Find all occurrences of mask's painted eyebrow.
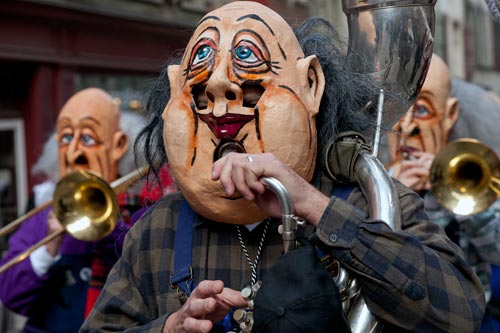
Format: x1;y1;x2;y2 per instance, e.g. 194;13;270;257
197;15;220;26
58;115;101;127
79;116;101;126
237;14;286;60
236;14;275;36
184;16;220;66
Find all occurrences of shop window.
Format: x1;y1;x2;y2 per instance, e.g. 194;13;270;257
0;120;27;253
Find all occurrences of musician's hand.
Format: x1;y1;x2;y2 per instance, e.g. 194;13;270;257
392;151;434;191
211;152;329;226
163;280;247;333
45;210;65;257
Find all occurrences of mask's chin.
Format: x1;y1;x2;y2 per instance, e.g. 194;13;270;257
187;193;268;225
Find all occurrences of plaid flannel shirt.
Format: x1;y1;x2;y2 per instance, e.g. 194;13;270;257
424;192;500;304
81;179;485;333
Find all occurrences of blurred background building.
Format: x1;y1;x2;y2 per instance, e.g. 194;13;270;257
0;0;499;329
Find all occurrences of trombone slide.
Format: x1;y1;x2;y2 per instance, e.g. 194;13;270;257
0;229;65;274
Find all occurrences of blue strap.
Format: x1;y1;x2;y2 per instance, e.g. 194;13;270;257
171;200;196;296
333;184;354;201
171;200;238;332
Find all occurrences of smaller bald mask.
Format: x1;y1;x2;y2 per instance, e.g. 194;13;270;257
388;54;459;160
56;88;129;182
163;1;325;224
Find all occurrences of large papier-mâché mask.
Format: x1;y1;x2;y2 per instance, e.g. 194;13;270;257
163;1;325;224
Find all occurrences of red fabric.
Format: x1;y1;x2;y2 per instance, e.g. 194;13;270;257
116;191;143;207
140;164;175;202
85;287;100;318
85;255;109;318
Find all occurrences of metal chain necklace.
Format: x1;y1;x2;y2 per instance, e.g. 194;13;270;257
236;219;269;285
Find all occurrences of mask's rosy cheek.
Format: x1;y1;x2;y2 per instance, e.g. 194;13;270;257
257;87;317;180
163;97;198;175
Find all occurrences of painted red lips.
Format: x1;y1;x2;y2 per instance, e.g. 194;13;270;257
400;146;418;154
399;145;420;159
198;113;255;139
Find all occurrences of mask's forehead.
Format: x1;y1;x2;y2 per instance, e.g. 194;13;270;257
57;88;119;131
180;1;304;69
418;58;450;112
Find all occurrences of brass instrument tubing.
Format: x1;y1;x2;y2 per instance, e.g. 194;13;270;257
0;201;52;238
490;177;500;195
0;229;65;274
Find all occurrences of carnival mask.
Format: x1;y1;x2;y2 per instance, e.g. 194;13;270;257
163;1;324;224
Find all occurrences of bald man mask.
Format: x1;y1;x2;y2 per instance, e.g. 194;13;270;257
163;1;325;224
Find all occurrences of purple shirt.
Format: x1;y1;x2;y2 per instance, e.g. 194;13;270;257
0;205;145;331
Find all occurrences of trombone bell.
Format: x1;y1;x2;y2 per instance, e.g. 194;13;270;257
53;170;118;242
430;139;500;215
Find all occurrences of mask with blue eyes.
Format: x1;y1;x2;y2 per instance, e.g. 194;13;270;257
161;1;325;225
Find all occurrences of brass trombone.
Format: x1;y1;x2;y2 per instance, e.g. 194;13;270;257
429;138;500;216
0;165;149;274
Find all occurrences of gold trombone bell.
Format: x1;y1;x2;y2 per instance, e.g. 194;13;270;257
430;139;500;216
53;170;117;242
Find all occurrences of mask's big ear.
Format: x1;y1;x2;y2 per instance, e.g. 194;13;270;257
111;131;129;163
296;55;325;116
443;96;459;137
168;65;182;96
